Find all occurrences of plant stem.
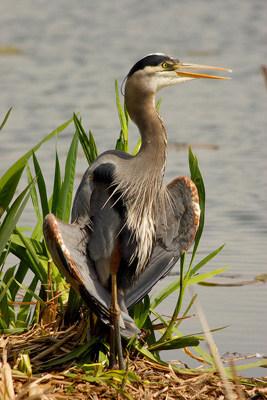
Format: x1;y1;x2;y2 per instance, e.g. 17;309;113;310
157;253;186;343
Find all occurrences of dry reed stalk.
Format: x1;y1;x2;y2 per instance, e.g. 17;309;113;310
189;287;236;400
0;360;15;400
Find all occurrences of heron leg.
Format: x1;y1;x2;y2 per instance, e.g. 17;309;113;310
109;243;125;370
109;324;116;369
110;271;125;370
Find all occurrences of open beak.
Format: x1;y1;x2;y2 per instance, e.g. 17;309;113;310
175;63;232;80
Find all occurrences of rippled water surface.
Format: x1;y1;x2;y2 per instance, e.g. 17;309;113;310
1;0;266;377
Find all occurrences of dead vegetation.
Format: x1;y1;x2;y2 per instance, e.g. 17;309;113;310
1;323;267;400
1;356;267;399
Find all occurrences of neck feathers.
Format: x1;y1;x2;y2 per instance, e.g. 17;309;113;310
113;86;169;274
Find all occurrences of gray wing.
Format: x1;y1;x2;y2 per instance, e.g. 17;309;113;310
71;150;132;224
43;215;139;339
125;176;200;309
43;151;139;339
43;161;199;334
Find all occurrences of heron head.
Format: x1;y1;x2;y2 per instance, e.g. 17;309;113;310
125;53;231;95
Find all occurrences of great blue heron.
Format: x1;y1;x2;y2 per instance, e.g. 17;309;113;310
43;53;230;369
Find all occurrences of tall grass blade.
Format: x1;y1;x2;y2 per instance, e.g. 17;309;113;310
89;130;98;161
32;153;50;218
0;276;15;330
134;342;164;365
0;108;12;132
132;138;141;156
157;253;186;343
16;275;39;328
64;287;83;325
115;80;128;143
74;113;98;165
189;147;205;260
225;359;267;373
56;131;78;222
0;179;36;255
51;150;62;215
124;98;129;127
151;263;228;311
0;116;73;189
190;244;225;276
156;97;162;110
10;233;47;284
26;163;43;241
47;338;98;367
148;336;201;352
187;267;230;285
14;278;44;304
0;165;25;217
115;79;129;152
8;259;30;301
11;231;66;292
130;294;150;329
150;277;180;310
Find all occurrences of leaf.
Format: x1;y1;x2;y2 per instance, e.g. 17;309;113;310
0;116;73;189
26;163;43;241
11;231;47;283
0;276;15;330
130;294;150;329
156;97;162;110
115;131;126;151
189;147;205;260
133;342;164;365
73;113;98;165
56;131;78;222
11;232;66;291
47;337;98;366
115;79;128;152
13;278;45;319
51;150;62;215
190;244;225;276
89;130;98;161
2;265;16;286
132;138;141;156
0;327;29;334
150;276;181;310
188;267;230;286
148;335;201;352
150;307;169;330
18;352;32;376
0;165;25;217
32;153;50;218
0;276;13;304
151;244;226;311
8;260;29;301
0;108;12;132
16;275;39;327
0;179;36;255
224;359;267;373
64;287;83;325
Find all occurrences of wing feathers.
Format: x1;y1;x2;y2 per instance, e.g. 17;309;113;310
43;213;139;338
125;176;200;309
43;175;199;337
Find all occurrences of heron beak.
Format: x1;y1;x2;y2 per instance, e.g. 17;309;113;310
174;63;232;80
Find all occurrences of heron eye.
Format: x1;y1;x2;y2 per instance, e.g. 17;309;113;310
162;62;168;68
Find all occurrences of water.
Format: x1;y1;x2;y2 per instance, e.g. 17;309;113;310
1;0;266;377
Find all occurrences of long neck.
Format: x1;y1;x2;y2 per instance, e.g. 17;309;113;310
122;80;169;226
114;80;169;272
125;85;167;177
